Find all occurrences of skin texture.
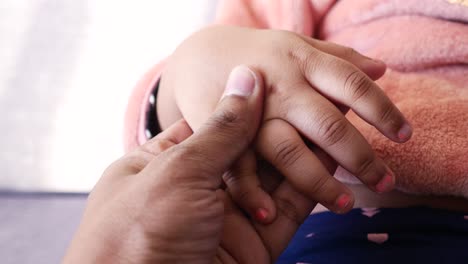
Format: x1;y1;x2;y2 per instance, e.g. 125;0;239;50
64;66;346;263
157;26;412;222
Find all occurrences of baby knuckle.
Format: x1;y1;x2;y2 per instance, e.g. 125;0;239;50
275;196;302;226
378;102;398;125
308;175;332;197
354;154;376;180
286;47;305;65
344;70;373;103
317;115;349;148
286;45;320;72
215;108;240;124
301;50;321;73
273;139;305;169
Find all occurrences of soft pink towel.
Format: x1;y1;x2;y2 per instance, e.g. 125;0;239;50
125;0;468;198
318;0;468;198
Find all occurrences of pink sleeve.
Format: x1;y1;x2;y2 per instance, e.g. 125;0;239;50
215;0;337;37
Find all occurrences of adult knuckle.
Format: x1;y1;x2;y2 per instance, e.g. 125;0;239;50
273;139;305;169
169;145;216;179
344;70;373;104
317;114;349;148
169;144;199;164
212;109;249;136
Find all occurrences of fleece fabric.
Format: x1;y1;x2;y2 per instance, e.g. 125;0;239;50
124;0;468;198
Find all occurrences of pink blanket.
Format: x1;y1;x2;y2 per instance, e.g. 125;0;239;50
125;0;468;198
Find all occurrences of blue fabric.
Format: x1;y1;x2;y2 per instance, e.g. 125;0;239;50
277;207;468;264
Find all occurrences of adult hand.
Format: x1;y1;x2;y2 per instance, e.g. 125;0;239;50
64;66;269;263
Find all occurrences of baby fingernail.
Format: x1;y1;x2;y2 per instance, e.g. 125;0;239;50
375;170;395;193
335;194;351;212
223;65;256;99
398;123;413;141
255;208;268;221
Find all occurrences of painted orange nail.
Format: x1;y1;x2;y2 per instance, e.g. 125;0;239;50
375;172;395;193
335;194;351;210
255;208;268;221
398;123;413;141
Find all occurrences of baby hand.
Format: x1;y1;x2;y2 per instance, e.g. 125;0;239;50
158;26;412;222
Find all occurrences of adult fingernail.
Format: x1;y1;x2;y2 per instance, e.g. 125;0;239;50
222;66;256;99
255;208;268;221
375;169;395;193
398;123;413;141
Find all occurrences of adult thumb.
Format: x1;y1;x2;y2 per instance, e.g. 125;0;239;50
179;65;264;180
